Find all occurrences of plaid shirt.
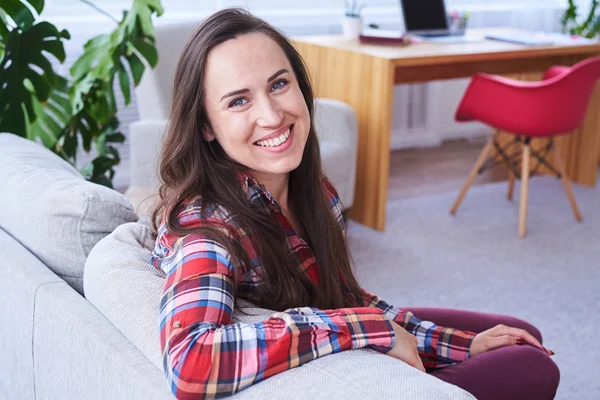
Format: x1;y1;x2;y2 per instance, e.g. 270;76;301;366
152;171;476;399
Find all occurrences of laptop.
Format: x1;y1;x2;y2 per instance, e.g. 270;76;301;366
400;0;450;37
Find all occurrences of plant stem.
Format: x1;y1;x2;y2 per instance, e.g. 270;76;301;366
77;0;119;23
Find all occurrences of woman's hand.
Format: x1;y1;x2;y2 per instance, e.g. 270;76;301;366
469;324;554;357
386;320;426;373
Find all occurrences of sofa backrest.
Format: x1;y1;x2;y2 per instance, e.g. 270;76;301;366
0;134;137;294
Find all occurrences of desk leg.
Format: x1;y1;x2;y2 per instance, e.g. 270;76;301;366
351;58;395;231
295;43;395;231
558;80;600;186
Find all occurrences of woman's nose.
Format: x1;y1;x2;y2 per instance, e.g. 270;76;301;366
255;96;284;127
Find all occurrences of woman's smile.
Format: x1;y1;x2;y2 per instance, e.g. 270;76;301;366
254;124;294;153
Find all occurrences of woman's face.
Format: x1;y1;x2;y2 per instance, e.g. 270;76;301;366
203;32;310;182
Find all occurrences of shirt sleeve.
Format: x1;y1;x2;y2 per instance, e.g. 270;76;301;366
360;288;477;369
154;231;397;399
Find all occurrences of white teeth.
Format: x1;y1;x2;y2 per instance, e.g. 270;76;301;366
256;126;292;147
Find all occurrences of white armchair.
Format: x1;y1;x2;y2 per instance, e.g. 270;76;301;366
126;20;358;218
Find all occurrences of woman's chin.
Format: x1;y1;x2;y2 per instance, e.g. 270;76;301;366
254;157;303;177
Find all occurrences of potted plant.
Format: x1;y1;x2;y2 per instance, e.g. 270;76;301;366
0;0;163;188
561;0;600;39
343;0;364;39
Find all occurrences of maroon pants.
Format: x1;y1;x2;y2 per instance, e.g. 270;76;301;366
408;308;560;400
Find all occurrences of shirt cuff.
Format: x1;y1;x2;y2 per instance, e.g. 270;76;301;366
430;326;477;364
341;307;396;353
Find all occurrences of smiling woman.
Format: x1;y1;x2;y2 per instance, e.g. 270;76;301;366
202;34;310;189
149;7;559;400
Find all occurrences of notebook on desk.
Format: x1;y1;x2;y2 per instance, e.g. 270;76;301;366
485;32;555;45
485;31;598;46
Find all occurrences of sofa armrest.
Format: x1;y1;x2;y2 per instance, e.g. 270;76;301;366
129;120;168;190
313;98;359;208
314;98;358;154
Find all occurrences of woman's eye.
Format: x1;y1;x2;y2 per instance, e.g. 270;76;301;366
271;79;289;91
229;97;247;108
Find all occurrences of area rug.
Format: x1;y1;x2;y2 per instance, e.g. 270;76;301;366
348;175;600;400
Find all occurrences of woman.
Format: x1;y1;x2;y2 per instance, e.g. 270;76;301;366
151;8;559;400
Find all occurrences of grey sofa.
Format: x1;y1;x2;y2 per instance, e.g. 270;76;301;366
0;134;475;400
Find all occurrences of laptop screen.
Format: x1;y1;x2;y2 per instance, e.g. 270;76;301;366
400;0;448;32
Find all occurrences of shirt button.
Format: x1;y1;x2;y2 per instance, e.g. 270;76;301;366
173;321;181;328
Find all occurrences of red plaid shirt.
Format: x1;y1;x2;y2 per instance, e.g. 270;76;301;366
152;171;476;399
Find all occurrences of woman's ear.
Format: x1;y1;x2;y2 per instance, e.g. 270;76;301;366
202;129;215;142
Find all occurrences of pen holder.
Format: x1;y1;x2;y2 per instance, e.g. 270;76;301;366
342;15;362;39
447;13;468;36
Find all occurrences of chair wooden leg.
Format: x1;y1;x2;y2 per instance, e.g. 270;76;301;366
551;145;583;222
507;138;520;201
519;144;531;238
507;170;516;201
450;135;495;215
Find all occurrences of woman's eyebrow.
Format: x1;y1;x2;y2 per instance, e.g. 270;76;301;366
220;68;289;102
267;68;288;82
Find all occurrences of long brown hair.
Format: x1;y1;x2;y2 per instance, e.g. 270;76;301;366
152;7;364;311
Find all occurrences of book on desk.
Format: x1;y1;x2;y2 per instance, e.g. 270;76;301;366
359;29;412;45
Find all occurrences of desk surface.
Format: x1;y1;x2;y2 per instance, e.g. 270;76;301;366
294;28;600;66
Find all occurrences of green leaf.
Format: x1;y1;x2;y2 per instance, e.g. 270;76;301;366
138;0;164;16
25;70;50;100
31;96;61;148
40;39;66;62
0;9;11;41
92;155;117;174
125;51;145;85
90;174;113;189
70;33;110;81
0;21;68;136
28;0;45;14
0;101;27;135
69;74;94;113
2;0;35;29
57;126;78;160
134;6;154;37
80;162;94;179
106;131;125;143
117;59;131;104
106;144;120;164
133;36;157;67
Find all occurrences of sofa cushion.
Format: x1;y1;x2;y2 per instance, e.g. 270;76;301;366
84;218;165;369
84;220;474;399
0;134;137;294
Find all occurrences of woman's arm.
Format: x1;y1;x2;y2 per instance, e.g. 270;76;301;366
360;289;476;369
156;233;397;399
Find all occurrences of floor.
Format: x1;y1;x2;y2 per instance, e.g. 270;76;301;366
388;137;509;202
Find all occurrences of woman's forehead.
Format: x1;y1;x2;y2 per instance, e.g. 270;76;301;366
204;33;291;85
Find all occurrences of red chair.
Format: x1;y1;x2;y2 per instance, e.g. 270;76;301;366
450;56;600;237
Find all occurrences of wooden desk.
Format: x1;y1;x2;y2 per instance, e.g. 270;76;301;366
293;28;600;231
